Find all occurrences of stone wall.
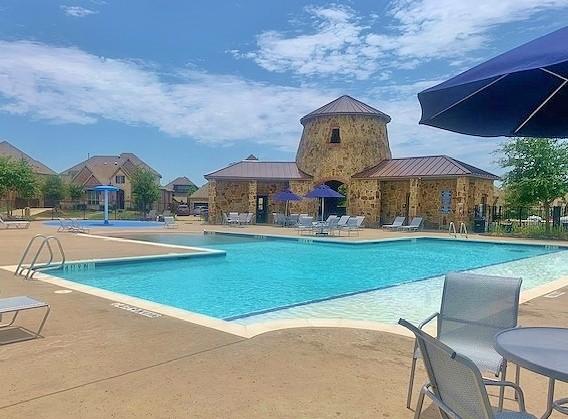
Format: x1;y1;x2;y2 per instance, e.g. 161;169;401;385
207;180;250;223
348;179;381;225
380;180;409;224
288;180;318;216
419;179;457;228
296;114;391;181
467;178;495;220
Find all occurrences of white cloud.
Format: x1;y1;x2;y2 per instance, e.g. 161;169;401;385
61;6;98;17
237;1;568;79
0;40;333;149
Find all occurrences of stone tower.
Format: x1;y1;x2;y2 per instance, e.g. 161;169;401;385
295;95;392;182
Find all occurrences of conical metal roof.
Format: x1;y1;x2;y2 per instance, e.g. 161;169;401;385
300;95;391;124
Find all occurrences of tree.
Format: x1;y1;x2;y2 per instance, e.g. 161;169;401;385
131;168;160;216
499;137;568;231
186;184;198;196
66;183;84;201
0;157;38;215
42;175;65;205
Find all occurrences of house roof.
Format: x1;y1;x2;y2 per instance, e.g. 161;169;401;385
0;140;56;175
189;183;209;200
353;155;499;180
300;95;391;125
165;176;196;189
205;160;311;181
61;152;160;185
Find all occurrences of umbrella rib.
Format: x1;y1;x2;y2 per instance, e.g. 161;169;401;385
514;68;568;134
428;74;508;120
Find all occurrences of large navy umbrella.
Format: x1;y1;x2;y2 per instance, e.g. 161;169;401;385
418;26;568;137
305;184;344;221
272;189;302;215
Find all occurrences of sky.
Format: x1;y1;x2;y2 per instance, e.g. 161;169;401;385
0;1;567;186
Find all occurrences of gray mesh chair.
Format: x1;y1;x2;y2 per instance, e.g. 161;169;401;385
407;272;522;411
399;319;535;419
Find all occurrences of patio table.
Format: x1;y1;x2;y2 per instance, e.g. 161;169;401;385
495;327;568;418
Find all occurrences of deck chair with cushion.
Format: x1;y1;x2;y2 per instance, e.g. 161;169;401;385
0;296;50;344
406;272;522;411
399;216;423;231
399;318;535;419
383;216;405;230
0;215;30;229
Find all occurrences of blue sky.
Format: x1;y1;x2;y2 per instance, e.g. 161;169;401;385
0;1;567;186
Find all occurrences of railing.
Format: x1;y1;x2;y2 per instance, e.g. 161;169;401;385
15;235;66;280
459;222;468;238
449;222;468;238
448;222;457;237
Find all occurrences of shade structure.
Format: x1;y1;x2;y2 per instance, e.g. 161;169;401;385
92;185;120;225
272;189;302;217
305;184;344;221
418;26;568;138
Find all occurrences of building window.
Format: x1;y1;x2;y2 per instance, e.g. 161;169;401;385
87;191;99;206
115;175;125;184
330;127;341;143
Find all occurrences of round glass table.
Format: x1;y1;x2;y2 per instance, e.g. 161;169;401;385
495;327;568;418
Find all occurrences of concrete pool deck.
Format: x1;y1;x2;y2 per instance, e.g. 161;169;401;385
1;220;568;417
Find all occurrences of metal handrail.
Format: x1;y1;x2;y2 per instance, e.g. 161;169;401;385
448;222;457;237
26;236;66;280
16;235;65;279
15;234;52;276
459;222;469;238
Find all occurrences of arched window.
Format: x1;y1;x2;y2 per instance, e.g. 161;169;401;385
330;127;341;143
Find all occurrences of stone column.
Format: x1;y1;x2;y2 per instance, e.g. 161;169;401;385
408;178;421;218
348;179;380;226
456;176;470;224
248;181;257;217
289;180;316;215
207;180;218;224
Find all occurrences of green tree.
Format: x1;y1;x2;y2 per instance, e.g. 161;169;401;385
499;137;568;231
187;184;198;196
0;157;38;214
66;183;84;201
131;168;160;216
42;175;65;204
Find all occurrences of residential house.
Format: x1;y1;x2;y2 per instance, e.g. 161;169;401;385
164;176;197;203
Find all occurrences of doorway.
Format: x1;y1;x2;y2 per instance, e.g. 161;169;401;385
323;180;347;218
256;195;268;223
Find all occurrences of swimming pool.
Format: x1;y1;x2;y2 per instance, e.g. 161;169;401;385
44;220;164;228
45;234;568;324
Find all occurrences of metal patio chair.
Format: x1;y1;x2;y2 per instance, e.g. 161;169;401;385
406;272;522;411
399;318;535;419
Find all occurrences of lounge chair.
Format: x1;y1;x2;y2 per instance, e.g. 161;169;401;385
344;216;365;236
406;272;522;411
0;215;30;229
0;296;50;343
57;218;74;232
70;218;89;233
296;216;314;235
399;216;423;231
383;216;405;230
336;215;351;235
164;216;178;229
287;214;300;227
399;318;534;419
321;215;340;235
238;213;253;226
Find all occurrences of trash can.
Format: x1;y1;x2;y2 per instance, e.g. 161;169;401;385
473;217;486;233
24;207;30;218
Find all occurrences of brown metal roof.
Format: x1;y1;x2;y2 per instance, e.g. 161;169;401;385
353;155;499;180
205;161;311;181
300;95;391;124
165;176;196;189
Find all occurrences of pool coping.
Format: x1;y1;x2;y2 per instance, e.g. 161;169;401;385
4;231;568;339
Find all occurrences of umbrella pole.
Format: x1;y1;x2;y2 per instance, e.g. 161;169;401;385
321;198;324;221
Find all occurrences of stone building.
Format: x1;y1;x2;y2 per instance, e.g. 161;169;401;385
205;95;498;227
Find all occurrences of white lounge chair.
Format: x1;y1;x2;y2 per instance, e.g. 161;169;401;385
57;218;74;232
383;216;405;230
296;216;314;235
345;216;365;236
227;212;240;225
0;215;30;229
0;296;50;343
336;215;351;235
164;216;178;229
399;217;423;231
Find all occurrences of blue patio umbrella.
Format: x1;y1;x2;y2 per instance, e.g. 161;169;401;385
418;26;568;137
272;189;302;216
92;185;120;225
305;184;344;221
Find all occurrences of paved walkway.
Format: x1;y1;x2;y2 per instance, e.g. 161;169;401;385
0;221;567;418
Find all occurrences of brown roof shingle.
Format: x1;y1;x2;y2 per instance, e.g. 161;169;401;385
205;161;311;181
0;140;56;175
353;155;499;180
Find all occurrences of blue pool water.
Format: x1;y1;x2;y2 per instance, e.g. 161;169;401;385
49;234;563;320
